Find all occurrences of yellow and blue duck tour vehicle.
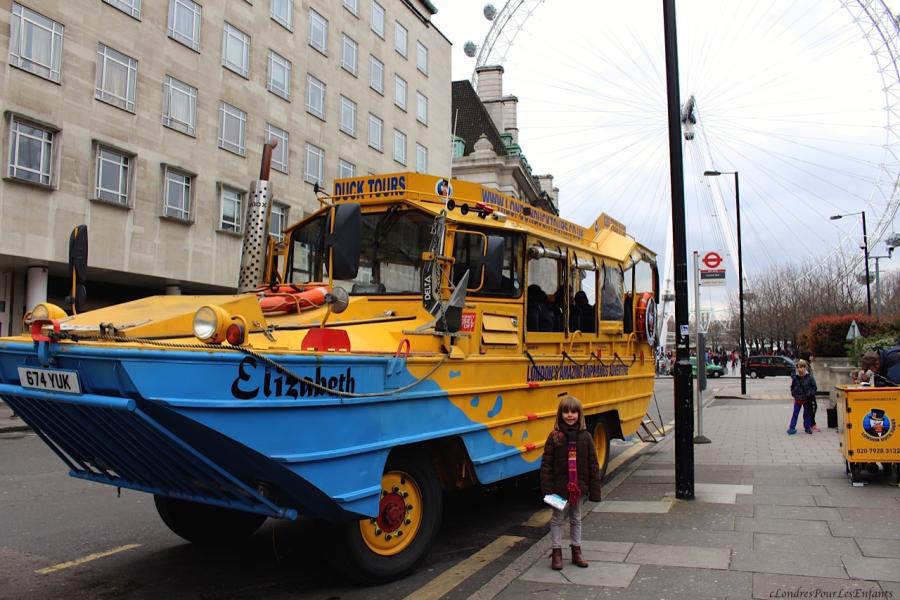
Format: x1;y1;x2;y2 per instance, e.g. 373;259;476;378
0;160;659;583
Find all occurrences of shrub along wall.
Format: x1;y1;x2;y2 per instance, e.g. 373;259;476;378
806;314;900;357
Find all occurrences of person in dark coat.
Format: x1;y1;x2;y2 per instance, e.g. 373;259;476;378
788;359;817;434
540;395;603;570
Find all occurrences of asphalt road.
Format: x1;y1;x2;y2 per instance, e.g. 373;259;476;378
0;376;700;600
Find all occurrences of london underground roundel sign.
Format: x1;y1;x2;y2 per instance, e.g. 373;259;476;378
702;252;722;269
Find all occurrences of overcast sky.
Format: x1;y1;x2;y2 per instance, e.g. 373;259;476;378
432;1;900;315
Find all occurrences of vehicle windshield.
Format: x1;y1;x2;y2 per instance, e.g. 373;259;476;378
287;207;433;295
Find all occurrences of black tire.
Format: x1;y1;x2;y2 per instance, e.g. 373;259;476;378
324;453;443;585
592;419;611;480
153;495;267;545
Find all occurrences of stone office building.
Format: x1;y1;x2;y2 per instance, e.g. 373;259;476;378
0;0;450;335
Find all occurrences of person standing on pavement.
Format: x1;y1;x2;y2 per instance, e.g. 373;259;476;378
540;395;603;570
787;359;817;435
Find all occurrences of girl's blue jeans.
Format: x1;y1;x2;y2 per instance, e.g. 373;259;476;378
789;400;811;431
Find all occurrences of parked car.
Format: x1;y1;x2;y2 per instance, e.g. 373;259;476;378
746;355;796;378
691;357;725;378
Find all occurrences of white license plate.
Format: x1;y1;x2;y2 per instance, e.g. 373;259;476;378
18;366;82;394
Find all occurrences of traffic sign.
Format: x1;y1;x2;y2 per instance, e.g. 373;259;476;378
700;250;726;286
702;252;722;269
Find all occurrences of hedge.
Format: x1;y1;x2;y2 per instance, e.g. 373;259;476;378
806;314;890;357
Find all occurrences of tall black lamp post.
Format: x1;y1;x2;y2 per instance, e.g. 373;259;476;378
830;211;871;315
703;170;747;395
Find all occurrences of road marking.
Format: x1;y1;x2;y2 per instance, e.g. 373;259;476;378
403;535;524;600
35;544;142;575
522;507;552;527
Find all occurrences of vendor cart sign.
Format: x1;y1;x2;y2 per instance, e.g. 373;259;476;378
861;407;894;442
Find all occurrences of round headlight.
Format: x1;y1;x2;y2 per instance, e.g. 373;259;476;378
27;303;67;324
193;306;219;341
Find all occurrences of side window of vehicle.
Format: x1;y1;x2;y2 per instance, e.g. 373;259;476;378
569;254;598;334
526;244;565;332
600;265;623;322
452;230;522;296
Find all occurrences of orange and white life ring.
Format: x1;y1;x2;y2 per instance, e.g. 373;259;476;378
258;284;328;313
635;292;657;344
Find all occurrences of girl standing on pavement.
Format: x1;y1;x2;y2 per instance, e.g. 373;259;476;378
540;395;603;570
787;359;817;435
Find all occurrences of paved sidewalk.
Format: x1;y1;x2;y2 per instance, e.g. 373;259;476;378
477;381;900;600
0;399;29;433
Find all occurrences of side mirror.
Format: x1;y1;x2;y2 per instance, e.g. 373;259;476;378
455;231;506;292
65;225;88;313
326;203;361;280
483;235;504;290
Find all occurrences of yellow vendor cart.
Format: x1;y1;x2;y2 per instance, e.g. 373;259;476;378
835;385;900;485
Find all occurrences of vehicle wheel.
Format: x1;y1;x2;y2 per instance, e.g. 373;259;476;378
592;419;611;480
324;453;443;585
153;496;267;545
749;371;758;379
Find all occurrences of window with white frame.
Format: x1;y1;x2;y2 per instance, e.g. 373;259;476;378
306;74;326;119
395;22;407;57
341;34;357;75
338;158;356;178
267;50;291;100
95;145;132;204
218;102;247;156
168;0;201;51
416;91;428;124
304;143;324;185
271;0;292;30
8;4;64;83
415;143;427;173
220;185;243;232
222;22;250;78
103;0;141;19
7;116;56;186
393;129;406;165
95;44;138;112
416;41;428;74
270;202;287;241
369;55;384;93
394;75;407;110
164;167;192;220
162;75;197;135
343;0;358;15
339;95;357;136
266;123;289;174
371;1;385;37
368;113;383;151
309;9;327;54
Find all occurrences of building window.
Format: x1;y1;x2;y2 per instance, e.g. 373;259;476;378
393;129;406;165
368;113;383;151
271;0;292;30
371;1;385;38
220;185;243;232
343;0;358;16
103;0;141;19
340;95;357;136
306;74;326;119
369;55;384;94
95;44;137;112
341;34;358;75
395;22;407;57
338;158;356;178
394;75;407;110
416;143;427;173
270;202;287;241
7;116;55;186
164;167;192;221
162;75;197;136
266;123;289;174
416;41;428;74
218;102;247;156
168;0;201;52
309;9;327;54
305;143;324;185
95;145;131;204
267;50;291;100
9;4;64;83
416;92;428;124
222;22;250;78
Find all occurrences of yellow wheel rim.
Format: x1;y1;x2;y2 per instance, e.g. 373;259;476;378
593;423;608;470
359;470;422;556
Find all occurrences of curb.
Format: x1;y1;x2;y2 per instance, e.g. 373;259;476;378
0;424;31;434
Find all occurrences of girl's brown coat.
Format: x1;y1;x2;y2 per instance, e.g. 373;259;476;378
539;429;602;502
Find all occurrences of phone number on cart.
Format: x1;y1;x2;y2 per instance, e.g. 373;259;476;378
854;448;900;455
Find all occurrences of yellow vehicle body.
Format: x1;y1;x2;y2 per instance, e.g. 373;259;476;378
835;385;900;484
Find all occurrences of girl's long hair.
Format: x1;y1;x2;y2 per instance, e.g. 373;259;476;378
555;395;587;431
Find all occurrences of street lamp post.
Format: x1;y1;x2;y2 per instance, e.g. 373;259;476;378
703;170;747;395
830;211;872;315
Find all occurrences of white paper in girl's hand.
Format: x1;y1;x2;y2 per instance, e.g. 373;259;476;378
543;493;567;510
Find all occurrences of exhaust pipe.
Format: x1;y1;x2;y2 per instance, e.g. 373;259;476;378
237;141;278;293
